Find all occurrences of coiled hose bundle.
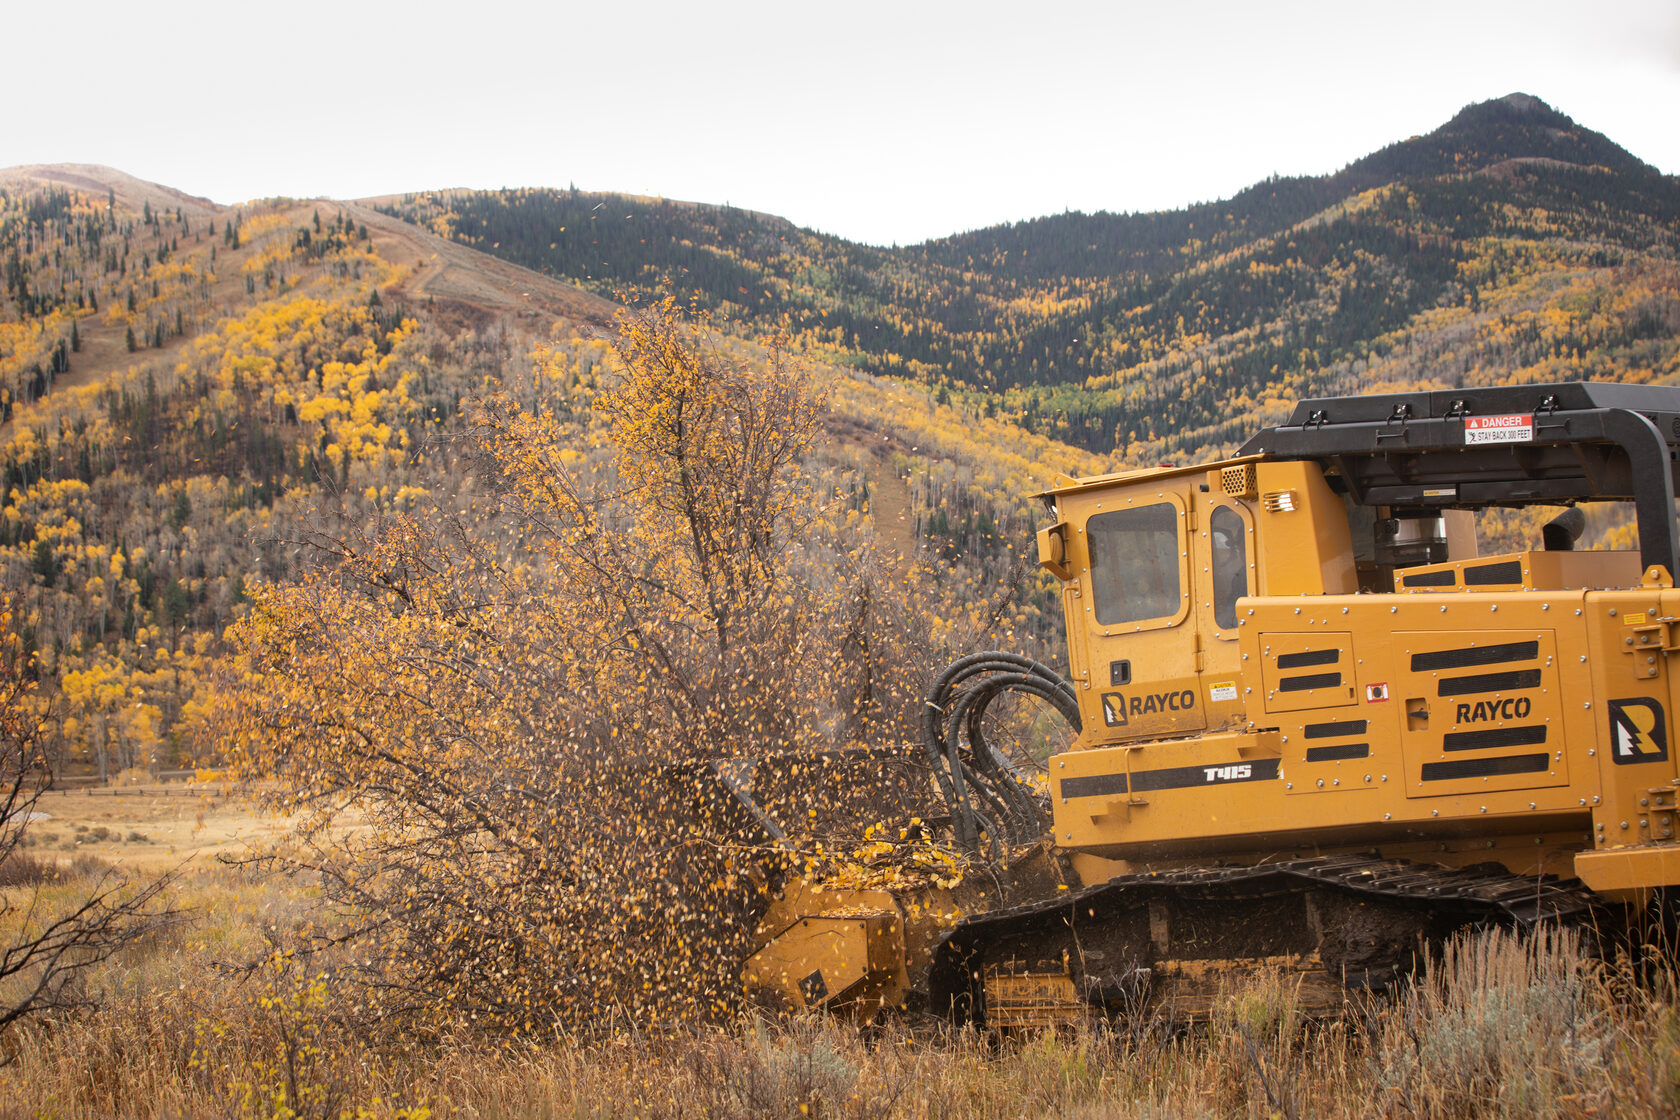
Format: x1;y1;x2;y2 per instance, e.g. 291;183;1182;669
920;651;1083;859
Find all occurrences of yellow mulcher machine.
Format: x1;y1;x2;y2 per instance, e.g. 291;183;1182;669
735;380;1680;1026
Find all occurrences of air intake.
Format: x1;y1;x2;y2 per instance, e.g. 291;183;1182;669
1221;465;1258;499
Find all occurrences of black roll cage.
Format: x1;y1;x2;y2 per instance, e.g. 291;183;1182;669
1240;381;1680;579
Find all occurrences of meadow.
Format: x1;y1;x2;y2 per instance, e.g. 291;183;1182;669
2;788;1678;1119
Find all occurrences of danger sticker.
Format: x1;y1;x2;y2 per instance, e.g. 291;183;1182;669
1463;413;1534;444
1208;681;1239;703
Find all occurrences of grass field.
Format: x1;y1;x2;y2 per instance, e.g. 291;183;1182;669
3;791;1680;1119
14;782;290;873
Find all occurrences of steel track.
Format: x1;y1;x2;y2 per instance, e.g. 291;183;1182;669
927;854;1605;1024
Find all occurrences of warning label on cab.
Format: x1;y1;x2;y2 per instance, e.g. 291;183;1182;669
1463;413;1534;444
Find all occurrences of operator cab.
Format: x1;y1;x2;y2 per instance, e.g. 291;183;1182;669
1038;382;1680;749
1037;456;1356;743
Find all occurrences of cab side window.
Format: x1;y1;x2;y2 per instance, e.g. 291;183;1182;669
1210;505;1249;630
1089;504;1181;625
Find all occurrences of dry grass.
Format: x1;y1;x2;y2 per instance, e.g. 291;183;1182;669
3;867;1677;1120
6;792;1677;1117
15;783;294;873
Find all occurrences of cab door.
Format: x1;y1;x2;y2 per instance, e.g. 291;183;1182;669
1075;488;1206;740
1192;494;1255;731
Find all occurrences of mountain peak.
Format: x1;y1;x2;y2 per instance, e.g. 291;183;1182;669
1495;92;1550;114
1344;93;1649;185
1445;92;1572;133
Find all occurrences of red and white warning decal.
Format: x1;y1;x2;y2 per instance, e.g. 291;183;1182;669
1463;413;1534;445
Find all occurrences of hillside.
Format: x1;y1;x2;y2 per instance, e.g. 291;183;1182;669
0;164;219;220
371;94;1680;460
0;166;1081;778
5;93;1679;775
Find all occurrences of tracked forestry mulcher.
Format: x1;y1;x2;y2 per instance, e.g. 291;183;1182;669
739;380;1680;1026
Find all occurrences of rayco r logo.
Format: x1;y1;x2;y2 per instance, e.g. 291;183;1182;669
1101;689;1196;727
1455;697;1532;723
1204;764;1252;782
1609;698;1668;765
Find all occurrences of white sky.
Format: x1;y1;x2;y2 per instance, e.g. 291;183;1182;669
9;1;1679;247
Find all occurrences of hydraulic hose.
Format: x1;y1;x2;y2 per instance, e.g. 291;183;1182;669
920;651;1082;857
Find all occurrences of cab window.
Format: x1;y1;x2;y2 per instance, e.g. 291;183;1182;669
1089;503;1181;625
1210;505;1249;630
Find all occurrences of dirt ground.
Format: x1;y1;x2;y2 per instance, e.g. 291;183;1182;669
17;783;295;873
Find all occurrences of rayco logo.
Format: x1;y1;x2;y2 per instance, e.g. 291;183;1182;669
1455;697;1531;723
1101;690;1196;726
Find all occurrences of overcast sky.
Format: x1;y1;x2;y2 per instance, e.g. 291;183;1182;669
9;1;1679;246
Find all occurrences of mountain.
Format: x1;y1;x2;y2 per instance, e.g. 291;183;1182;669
3;94;1678;774
923;92;1665;281
371;94;1680;458
0;165;1077;777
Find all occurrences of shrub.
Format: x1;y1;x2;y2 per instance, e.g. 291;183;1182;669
223;298;944;1036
